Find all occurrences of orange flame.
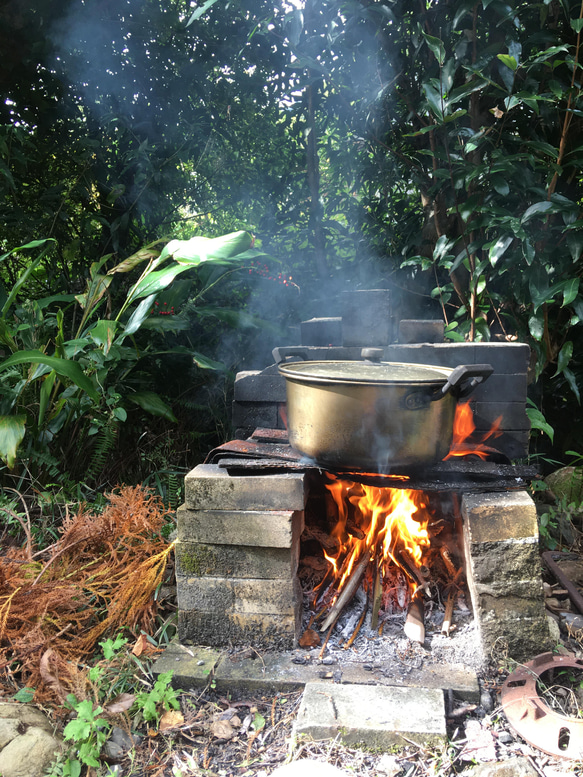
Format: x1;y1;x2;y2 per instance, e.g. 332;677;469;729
444;401;502;460
324;476;430;598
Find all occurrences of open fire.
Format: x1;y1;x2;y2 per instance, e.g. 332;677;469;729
300;400;503;648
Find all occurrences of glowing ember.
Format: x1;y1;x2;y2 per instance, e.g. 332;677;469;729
445;400;502;460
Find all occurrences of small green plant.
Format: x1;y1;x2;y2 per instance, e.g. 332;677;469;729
133;670;180;726
61;696;112;774
538;496;583;551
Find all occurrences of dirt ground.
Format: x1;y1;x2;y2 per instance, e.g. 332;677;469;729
122;658;583;777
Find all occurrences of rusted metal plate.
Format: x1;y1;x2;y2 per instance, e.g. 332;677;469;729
205;438;302;464
501;652;583;759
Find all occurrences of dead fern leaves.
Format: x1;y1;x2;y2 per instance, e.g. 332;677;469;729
0;485;174;700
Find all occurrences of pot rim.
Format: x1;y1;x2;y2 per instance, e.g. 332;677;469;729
277;359;455;386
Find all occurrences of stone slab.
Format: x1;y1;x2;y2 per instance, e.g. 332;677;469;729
177;506;304;548
152;643;480;702
293;681;446;748
177;575;302;615
185;464;307;511
175;540;298;579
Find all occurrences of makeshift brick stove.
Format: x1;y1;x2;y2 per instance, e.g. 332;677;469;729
175;298;552;664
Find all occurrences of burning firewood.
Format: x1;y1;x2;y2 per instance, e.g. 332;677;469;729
441;590;456;636
404;589;425;643
320;554;370;632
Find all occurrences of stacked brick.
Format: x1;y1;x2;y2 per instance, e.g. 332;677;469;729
176;464;306;649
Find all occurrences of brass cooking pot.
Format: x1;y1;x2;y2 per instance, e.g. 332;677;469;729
275;349;493;472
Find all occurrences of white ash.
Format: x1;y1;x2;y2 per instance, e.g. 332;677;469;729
301;587;485;675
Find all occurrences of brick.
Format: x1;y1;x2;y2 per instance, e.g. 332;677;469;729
473;594;552;662
177;506;304;547
462;491;538;543
294;682;446;748
184;464;307;511
178;609;300;649
234;371;287;402
176;575;302;615
175;539;298;579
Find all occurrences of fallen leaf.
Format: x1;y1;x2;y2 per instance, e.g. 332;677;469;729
211;718;237;740
39;649;65;700
299;628;321;648
104;692;136;715
131;633;160;657
159;709;185;731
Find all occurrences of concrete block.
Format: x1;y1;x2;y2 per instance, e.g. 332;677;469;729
176;575;302;615
293;682;446;748
231;401;279;429
462;491;538;543
472;373;527;403
152;643;480;700
234;371;287;402
301;318;342;347
472;402;530;430
175;539;299;579
178;609;300;649
184;464;307;511
465;538;543;598
177;506;304;547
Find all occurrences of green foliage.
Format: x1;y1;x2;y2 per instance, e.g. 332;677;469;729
133;670;180;725
0;231;257;488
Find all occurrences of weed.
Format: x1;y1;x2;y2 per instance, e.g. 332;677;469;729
133;670;181;726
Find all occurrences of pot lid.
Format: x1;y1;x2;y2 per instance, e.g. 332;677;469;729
278;360;453;385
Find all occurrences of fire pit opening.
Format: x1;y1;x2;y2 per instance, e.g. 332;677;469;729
299;475;466;651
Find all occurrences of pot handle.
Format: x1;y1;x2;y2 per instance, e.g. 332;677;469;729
436;363;494;400
272;346;309;364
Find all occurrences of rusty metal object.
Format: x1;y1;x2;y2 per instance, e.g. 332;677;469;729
542;552;583;616
501;652;583;758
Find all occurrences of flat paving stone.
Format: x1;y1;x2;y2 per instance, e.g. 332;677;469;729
152;642;480;701
293;681;446;749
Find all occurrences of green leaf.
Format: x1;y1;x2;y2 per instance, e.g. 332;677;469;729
488;236;513;266
0;352;99;402
12;687;35;703
0;415;26;468
563;278;579;306
526;403;554;442
554;340;573;376
88;320;117;354
571;18;583;33
128;391;178;423
164;231;253;264
529;314;544;341
497;54;517;71
422;82;444;119
252;712;266;732
38;370;57;427
521;201;553;223
122;294;157;337
422;32;446;65
192;352;227;370
563;367;581;404
125;264;189;308
186;0;219;26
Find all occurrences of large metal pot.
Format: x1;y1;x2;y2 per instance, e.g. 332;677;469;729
275;348;493;472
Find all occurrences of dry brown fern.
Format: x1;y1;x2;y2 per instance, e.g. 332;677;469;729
0;485;174;703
